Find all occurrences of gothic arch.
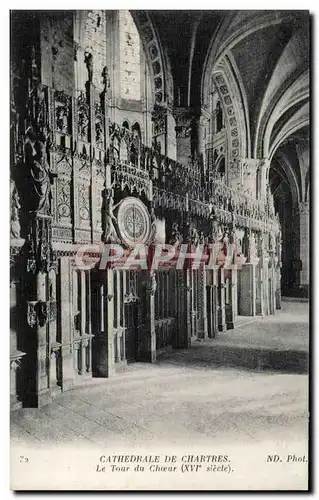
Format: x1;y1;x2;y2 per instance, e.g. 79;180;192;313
202;11;291;103
208;56;249;165
260;70;309;159
269;102;309;160
273;152;301;207
216;155;226;177
131;11;172;106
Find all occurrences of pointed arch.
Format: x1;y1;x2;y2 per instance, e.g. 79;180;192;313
131;11;172;106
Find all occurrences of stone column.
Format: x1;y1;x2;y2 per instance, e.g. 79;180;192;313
218;267;227;331
96;268;115;377
59;257;75;391
299;201;309;288
256;233;266;316
239;158;269;199
10;354;25;411
35;272;51;406
50;342;62;396
173;107;195;165
152;105;176;159
197;265;208;339
138;273;157;362
206;269;218;338
175;269;192;348
225;267;237;329
238;263;257;316
268;259;276;315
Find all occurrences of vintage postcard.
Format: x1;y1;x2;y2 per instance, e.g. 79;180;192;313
10;8;310;491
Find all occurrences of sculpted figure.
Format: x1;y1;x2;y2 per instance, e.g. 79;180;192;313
102;65;110;91
169;222;181;247
10;180;21;239
25;129;55;214
103;191;120;243
84;51;93;83
187;223;199;247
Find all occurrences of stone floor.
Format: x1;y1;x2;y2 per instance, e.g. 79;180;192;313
167;299;309;373
11;301;309;450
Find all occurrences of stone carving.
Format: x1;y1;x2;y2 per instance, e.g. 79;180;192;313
27;301;38;329
57;179;71;222
102;189;120;243
117;197;151;247
27;214;52;274
24;128;56;214
56;106;68;134
186;222;199;246
84;50;93;83
101;65;110;91
248;231;259;264
266;185;275;216
78;184;90;222
169;222;182;247
145;274;157;295
55;91;71;135
152;107;166;136
77;92;89;141
10;180;21;239
95;119;104;147
38;300;48;327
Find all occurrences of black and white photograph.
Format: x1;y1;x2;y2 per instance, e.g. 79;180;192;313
9;8;310;491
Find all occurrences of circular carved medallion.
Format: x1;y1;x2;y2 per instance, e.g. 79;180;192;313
117;197;151;247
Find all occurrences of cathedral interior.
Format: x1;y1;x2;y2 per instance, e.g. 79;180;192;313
10;10;310;410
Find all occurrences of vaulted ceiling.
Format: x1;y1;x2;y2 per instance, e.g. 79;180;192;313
147;10;310;162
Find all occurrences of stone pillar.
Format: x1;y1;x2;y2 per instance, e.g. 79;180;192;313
299;201;309;288
139;273;157;362
218;267;227;331
173;107;195;165
225;267;237;329
59;257;75;391
152;105;177;159
238;264;257;316
96;268;115;377
206;268;218;338
175;269;192;348
268;260;276;315
256;233;266;316
35;272;51;406
239;158;269;199
166;108;177;160
50;342;62;396
256;263;265;316
10;353;25;411
197;265;208;339
275;263;282;309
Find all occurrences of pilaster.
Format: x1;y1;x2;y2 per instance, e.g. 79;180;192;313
138;273;157;362
206;269;218;338
218;267;227;331
152;105;177;160
172;107;196;165
197;265;208;339
299;201;309;287
176;269;192;348
59;257;75;391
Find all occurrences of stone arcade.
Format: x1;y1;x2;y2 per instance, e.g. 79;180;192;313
10;10;310;409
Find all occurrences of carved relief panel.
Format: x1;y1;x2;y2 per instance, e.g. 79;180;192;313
74;152;92;242
92;160;105;240
52;90;72;150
